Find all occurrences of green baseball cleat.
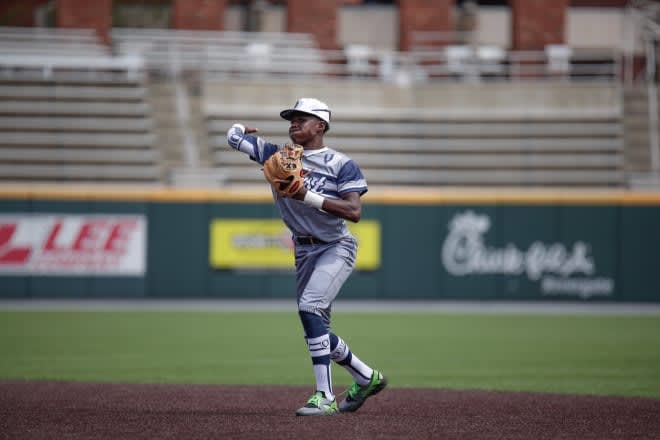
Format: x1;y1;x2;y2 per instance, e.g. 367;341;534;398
295;391;339;416
339;370;388;413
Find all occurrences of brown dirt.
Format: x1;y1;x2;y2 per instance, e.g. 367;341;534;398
1;381;659;440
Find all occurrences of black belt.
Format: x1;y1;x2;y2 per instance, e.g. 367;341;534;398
294;236;328;246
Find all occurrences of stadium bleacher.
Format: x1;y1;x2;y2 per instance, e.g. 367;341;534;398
0;25;646;189
0;27;161;186
111;28;328;78
0;26;110;57
204;80;624;188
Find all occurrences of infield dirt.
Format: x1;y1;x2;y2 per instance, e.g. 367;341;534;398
2;381;659;439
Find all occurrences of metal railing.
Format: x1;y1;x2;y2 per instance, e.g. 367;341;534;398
111;27;320;78
0;54;144;81
119;41;622;84
629;0;660;181
0;26;625;84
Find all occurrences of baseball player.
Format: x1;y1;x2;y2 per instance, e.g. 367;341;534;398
226;98;387;416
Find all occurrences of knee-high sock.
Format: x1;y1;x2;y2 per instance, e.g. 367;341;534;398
329;333;374;386
299;311;333;399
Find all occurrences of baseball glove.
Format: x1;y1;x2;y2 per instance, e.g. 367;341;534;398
262;143;307;197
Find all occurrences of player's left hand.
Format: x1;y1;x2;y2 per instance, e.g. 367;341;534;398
262;143;307;197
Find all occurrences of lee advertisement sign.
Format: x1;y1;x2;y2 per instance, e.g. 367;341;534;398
0;214;146;276
209;219;381;270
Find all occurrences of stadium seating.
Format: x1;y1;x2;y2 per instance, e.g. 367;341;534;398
0;26;631;189
0;27;161;185
111;28;328;78
204;80;624;188
0;26;110;57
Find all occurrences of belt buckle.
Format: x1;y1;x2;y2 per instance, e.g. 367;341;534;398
296;236;319;245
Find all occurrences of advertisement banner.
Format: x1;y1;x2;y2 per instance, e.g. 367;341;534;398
440;209;616;300
209;219;381;270
0;214;146;276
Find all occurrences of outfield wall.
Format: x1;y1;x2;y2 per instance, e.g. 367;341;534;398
1;188;659;302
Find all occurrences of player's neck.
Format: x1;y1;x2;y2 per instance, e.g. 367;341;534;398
302;137;324;150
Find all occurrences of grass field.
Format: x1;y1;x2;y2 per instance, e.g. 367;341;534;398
1;310;659;399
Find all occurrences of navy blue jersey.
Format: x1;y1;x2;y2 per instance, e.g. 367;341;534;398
227;125;368;242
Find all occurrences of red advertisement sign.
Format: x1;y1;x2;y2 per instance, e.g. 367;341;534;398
0;215;146;276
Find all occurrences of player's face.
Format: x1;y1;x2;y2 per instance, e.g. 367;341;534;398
288;114;324;144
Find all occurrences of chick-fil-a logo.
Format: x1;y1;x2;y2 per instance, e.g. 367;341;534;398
441;211;613;298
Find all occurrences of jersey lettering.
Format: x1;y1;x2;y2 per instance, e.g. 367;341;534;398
306;175;327;193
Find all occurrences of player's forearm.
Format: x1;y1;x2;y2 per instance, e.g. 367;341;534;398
323;197;361;223
227;123;257;156
293;188;362;223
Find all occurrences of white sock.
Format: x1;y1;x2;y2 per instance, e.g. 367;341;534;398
344;353;374;386
306;334;334;400
330;335;374;386
313;363;333;400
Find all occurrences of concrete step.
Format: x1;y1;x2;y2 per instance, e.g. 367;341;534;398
145;78;208;171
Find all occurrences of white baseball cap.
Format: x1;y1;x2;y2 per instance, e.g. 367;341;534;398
280;98;331;131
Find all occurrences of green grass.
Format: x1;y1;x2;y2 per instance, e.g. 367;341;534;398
1;311;659;398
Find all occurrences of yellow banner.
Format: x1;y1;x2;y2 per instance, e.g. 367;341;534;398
209;219;381;270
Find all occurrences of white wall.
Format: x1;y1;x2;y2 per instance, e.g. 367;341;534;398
338;6;398;50
568;7;644;53
474;6;510;48
568;8;625;49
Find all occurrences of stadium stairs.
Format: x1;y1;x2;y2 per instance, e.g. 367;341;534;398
623;86;659;174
